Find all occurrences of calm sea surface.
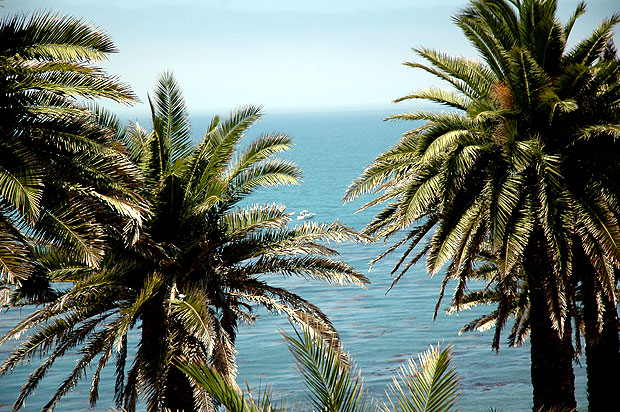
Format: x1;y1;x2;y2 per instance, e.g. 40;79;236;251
0;109;587;411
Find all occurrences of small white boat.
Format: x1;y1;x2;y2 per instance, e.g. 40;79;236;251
297;210;316;220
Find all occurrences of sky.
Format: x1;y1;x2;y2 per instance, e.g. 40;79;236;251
3;0;619;114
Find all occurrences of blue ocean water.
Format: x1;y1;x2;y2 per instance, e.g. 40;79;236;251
0;109;586;411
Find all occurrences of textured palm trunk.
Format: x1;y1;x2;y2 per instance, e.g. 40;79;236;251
162;365;197;412
525;232;576;412
141;299;197;412
579;263;620;412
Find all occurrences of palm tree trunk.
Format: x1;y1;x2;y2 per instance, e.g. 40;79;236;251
525;232;576;412
163;364;197;412
579;262;620;412
141;299;197;412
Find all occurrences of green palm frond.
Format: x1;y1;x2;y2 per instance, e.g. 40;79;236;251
90;329;117;407
505;48;552;114
43;262;91;283
43;326;118;412
7;311;113;412
222;221;367;262
285;325;373;412
208;322;238;387
385;110;472;125
182;115;220;197
170;287;218;346
235;287;345;362
228;159;301;194
0;214;34;283
14;112;119;154
235;255;369;286
113;274;163;350
578;124;620;140
426;195;485;276
563;1;587;40
0;149;43;222
381;220;438;290
197;105;263;185
343;142;419;204
0;308;108;379
35;205;105;268
222;204;290;238
405;49;495;100
0;269;121;348
177;361;257;412
179;328;464;412
455;0;515;76
18;68;136;102
8;259;64;305
564;13;620;66
149;71;192;170
0;7;143;292
123;121;153;166
394;88;471;110
0;12;116;61
385;345;459;412
282;220;370;245
226;132;296;179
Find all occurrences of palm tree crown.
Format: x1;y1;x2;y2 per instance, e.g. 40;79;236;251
0;11;143;293
346;0;620;410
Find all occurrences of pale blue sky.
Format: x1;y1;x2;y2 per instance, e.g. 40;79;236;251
3;0;619;113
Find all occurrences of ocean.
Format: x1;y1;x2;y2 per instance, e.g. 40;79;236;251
0;109;587;411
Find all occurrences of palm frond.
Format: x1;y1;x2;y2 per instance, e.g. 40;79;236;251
0;150;43;222
564;13;620;66
284;325;373;412
149;71;192;168
170;288;217;349
394;88;471;110
222;204;290;239
234;255;370;287
0;12;116;61
226;132;296;180
226;159;302;199
0;214;34;282
35;205;105;268
384;345;459;412
176;362;257;412
563;1;587;41
196;105;263;186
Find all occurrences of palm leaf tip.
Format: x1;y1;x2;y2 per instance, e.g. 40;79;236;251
282;324;372;412
9;11;118;60
386;344;460;412
175;360;256;412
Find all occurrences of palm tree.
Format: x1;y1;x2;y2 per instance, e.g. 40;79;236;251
451;241;620;412
0;10;144;293
0;72;369;412
345;1;620;410
177;325;461;412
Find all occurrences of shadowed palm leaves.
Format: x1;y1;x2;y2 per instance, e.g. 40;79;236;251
0;72;369;412
0;11;143;288
177;326;460;412
444;256;532;350
345;1;620;410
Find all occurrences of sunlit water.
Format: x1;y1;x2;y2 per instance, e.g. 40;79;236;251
0;109;587;411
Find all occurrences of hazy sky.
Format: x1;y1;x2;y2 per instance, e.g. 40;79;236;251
3;0;619;113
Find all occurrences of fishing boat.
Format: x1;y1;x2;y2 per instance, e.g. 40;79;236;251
297;210;316;220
